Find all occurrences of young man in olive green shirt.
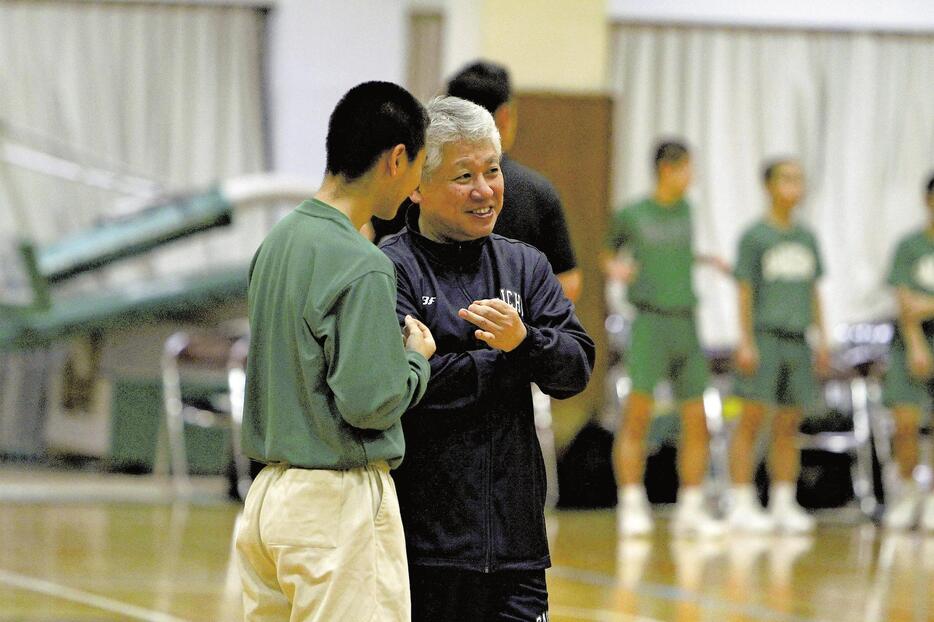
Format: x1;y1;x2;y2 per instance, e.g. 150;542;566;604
882;172;934;531
236;82;436;622
728;159;830;534
604;141;728;537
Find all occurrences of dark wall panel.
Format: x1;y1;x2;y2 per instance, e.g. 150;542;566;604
510;93;613;448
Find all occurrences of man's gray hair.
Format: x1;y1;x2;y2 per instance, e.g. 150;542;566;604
422;96;502;180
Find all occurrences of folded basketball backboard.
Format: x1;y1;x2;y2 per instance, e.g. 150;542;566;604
0;238;49;311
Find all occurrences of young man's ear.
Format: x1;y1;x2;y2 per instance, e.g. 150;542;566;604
409;187;423;204
387;144;407;177
494;104;509;129
494;102;516;149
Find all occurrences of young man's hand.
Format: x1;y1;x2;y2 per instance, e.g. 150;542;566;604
699;254;733;276
604;258;640;284
734;339;759;376
404;315;436;359
458;299;528;352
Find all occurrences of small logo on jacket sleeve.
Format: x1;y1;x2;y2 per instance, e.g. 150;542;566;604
421;296;437;306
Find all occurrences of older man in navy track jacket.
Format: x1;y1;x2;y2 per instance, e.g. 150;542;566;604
379;95;595;622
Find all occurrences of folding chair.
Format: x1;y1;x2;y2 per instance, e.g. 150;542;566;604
161;322;250;498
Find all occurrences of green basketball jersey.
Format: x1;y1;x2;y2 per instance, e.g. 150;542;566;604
888;229;934;342
888;230;934;295
605;197;697;312
734;220;823;334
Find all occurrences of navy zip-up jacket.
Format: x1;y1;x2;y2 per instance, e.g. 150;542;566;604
379;206;595;572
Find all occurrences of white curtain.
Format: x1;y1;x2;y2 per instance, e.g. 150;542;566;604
609;24;934;347
0;1;268;283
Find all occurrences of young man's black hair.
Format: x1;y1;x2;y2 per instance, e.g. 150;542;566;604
446;61;511;115
325;81;429;182
654;140;690;170
926;171;934;195
763;157;798;183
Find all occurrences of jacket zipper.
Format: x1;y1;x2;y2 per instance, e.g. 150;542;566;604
484;402;493;573
455;266;492;572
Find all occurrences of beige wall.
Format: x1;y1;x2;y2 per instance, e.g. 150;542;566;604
480;0;607;91
435;0;607;92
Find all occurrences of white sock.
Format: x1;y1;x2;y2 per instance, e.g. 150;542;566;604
620;485;645;507
679;486;704;511
896;478;920;500
771;482;797;510
732;484;758;508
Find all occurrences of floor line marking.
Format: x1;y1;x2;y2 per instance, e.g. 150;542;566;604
0;568;190;622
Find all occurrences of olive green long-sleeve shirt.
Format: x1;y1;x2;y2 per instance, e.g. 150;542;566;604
242;199;430;470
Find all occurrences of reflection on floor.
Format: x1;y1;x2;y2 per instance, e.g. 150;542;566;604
551;512;933;622
0;474;932;622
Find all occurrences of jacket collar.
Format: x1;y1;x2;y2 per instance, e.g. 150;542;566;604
404;202;489;267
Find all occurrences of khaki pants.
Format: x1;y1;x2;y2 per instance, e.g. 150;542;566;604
236;462;410;621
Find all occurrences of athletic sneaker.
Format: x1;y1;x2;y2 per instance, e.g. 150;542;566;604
670;487;726;537
771;501;815;534
671;507;727;537
883;481;921;530
617;487;654;537
770;483;815;534
726;486;775;534
920;494;934;532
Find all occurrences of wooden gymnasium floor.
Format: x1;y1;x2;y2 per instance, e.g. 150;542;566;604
0;471;931;622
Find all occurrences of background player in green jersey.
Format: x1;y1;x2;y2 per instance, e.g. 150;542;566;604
603;141;729;537
882;172;934;531
727;159;830;534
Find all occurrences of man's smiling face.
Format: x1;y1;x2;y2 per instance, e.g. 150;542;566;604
413;139;504;243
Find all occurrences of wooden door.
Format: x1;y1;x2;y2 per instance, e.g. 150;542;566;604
510;92;613;449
